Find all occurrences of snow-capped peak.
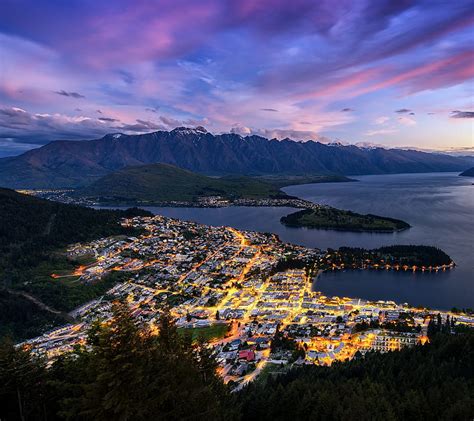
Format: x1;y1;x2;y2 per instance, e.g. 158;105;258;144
354;141;385;149
172;126;208;135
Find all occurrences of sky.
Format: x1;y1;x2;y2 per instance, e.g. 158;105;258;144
0;0;473;157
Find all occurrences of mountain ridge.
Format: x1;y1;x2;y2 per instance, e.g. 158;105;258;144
0;128;472;188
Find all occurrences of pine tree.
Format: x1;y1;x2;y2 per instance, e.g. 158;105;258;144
0;338;47;421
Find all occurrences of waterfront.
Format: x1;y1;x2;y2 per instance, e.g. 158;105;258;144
105;172;473;309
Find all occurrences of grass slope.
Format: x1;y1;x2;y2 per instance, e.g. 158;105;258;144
77;163;286;202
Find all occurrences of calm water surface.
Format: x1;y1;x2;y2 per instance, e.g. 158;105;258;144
113;172;473;309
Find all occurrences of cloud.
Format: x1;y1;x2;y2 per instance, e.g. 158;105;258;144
397;116;417;126
98;117;120;122
375;116;390;125
450;110;474;118
395;108;412;114
364;128;398;137
0;1;473;150
230;124;252;136
229;124;324;141
0;106;169;147
159;116;182;127
0;137;43;157
54;90;85;99
0;106;112;144
255;128;320;141
120;119;165;132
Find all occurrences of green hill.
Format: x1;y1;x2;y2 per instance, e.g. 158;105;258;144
77;163;286;203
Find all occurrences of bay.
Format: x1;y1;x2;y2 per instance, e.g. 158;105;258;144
105;172;473;309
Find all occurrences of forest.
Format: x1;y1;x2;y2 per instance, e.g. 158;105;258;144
280;207;410;232
0;302;472;421
0;188;151;339
321;245;453;270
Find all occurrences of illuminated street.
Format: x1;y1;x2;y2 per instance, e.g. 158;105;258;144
23;214;474;389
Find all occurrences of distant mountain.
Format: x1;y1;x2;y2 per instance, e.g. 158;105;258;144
0;127;472;188
76;163;285;202
460;167;474;177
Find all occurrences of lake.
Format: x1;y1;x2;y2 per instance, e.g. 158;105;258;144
109;172;473;309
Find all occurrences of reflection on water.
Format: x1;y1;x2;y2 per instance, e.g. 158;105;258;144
284;172;473;309
106;172;473;309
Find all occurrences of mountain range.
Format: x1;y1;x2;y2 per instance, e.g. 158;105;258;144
0;127;472;188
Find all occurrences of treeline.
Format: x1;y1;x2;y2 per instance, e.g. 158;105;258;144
1;303;473;420
323;245;453;269
0;303;235;421
271;257;313;274
0;188;150;275
239;332;474;420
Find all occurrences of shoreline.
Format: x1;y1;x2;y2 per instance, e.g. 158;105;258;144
321;261;455;274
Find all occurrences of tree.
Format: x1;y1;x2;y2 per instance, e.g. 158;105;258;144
60;302;155;420
53;302;234;420
0;338;48;421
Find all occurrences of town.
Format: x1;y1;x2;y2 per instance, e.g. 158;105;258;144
23;214;474;390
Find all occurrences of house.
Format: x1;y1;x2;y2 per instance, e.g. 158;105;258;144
239;349;256;362
255;337;270;348
229;339;241;351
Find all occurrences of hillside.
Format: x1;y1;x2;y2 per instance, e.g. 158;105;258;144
460;167;474;177
76;163;285;202
0;189;150;339
0;127;472;188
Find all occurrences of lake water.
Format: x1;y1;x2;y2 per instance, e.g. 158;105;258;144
111;172;473;309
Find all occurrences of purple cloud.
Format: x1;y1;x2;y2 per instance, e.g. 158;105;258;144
451;110;474;119
98;117;120;122
54;90;85;99
0;0;473;155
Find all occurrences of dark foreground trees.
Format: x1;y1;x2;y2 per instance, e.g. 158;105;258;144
0;303;234;421
238;332;474;421
1;304;473;420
